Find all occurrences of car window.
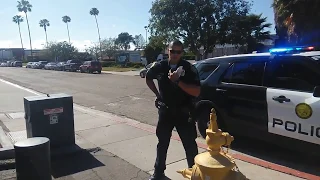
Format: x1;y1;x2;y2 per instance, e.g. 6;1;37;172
266;56;320;92
195;63;218;80
221;61;266;86
91;61;100;66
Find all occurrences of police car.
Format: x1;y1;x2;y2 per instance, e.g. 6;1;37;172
193;46;320;154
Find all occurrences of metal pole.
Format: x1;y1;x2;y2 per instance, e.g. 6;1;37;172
14;137;52;180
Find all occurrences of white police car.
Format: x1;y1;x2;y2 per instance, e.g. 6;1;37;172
194;46;320;154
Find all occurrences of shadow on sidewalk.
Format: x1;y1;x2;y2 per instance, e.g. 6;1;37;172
51;147;104;178
230;135;320;176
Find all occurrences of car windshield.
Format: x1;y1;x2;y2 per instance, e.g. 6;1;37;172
91;61;101;66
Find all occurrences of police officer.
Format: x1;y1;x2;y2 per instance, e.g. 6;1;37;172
146;40;201;180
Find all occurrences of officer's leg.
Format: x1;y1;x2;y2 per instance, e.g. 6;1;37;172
154;110;174;175
175;114;198;168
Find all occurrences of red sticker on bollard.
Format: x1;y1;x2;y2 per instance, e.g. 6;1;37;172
43;107;64;115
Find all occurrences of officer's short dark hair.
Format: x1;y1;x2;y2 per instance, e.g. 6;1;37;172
168;40;183;50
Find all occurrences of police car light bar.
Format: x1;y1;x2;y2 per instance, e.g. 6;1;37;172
269;46;315;54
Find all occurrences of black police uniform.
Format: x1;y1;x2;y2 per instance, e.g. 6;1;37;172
146;59;200;176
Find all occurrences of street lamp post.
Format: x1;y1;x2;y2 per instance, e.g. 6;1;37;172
144;26;148;45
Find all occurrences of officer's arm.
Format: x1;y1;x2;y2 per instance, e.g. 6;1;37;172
178;65;201;97
146;62;161;98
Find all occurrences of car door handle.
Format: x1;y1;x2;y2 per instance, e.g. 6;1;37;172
216;88;227;92
272;96;291;103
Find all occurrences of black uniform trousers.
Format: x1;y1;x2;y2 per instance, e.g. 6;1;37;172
154;108;198;174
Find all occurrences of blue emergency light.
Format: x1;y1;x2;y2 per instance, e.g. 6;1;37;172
269;46;315;54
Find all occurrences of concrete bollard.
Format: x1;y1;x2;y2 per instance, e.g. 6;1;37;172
14;137;51;180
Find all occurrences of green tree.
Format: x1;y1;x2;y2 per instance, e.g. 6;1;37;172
149;0;250;59
101;38;119;59
86;43;100;60
17;0;33;59
62;16;71;43
228;14;271;53
45;41;78;61
39;19;50;47
90;8;102;61
148;35;167;50
133;34;145;49
273;0;320;45
75;52;92;61
115;32;134;51
12;15;24;59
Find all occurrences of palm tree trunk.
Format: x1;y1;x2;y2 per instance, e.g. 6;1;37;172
66;23;71;44
44;29;48;47
94;15;102;61
18;23;25;60
25;13;33;60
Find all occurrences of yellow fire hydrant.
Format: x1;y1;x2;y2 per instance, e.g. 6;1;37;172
177;108;247;180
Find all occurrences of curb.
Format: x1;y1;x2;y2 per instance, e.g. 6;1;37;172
0;78;319;180
0;127;14;160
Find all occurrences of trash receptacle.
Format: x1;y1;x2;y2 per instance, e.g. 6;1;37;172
24;93;75;149
15;137;51;180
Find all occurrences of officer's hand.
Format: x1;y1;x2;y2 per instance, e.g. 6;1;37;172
168;70;180;82
155;98;167;109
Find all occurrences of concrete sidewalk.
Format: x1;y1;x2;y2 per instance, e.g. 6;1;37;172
0;79;317;180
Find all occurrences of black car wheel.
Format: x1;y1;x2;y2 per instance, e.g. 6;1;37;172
197;106;226;138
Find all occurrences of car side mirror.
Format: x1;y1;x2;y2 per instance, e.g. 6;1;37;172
313;86;320;97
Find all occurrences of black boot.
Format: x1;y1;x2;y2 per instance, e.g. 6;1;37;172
149;172;165;180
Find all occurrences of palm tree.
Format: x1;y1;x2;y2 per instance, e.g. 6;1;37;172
272;0;320;45
17;0;33;59
39;19;50;47
62;16;71;43
90;8;102;61
12;15;24;59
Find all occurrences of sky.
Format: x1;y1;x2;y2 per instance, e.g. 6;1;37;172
0;0;275;51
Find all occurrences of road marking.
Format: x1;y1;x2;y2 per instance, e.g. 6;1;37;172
0;79;41;96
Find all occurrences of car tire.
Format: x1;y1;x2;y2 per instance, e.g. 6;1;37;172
140;72;145;78
80;69;84;73
98;71;101;74
197;106;226;138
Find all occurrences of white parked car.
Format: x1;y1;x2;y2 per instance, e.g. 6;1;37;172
0;63;7;67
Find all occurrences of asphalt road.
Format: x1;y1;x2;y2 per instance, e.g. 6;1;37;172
0;67;159;126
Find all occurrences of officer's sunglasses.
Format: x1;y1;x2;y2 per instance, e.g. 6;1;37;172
170;50;182;55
